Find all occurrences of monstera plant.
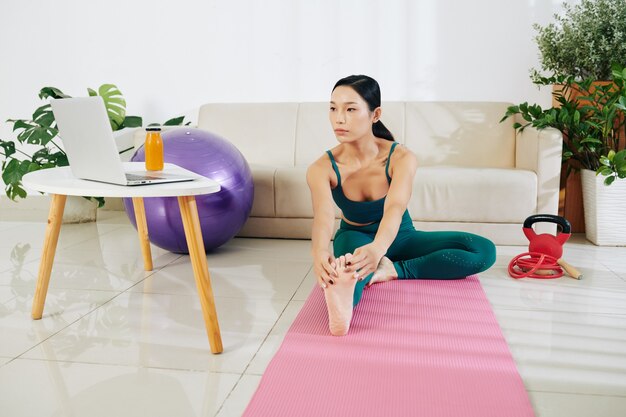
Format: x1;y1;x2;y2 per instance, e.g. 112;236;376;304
0;84;185;206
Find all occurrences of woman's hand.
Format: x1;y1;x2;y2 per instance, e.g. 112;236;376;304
312;249;338;288
346;243;385;280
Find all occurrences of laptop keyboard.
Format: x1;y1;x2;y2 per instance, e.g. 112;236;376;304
125;173;164;181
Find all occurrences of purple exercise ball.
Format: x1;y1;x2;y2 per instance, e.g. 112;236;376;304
123;127;254;253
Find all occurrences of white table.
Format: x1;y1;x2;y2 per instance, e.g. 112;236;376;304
22;162;224;354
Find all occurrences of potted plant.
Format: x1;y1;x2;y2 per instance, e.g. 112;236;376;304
502;65;626;245
528;0;626;233
531;0;626;82
0;84;187;223
500;0;626;244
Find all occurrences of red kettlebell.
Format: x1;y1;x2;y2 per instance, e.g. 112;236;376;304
522;214;571;258
510;214;582;280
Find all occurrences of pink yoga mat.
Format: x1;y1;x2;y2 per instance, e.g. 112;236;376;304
244;276;535;417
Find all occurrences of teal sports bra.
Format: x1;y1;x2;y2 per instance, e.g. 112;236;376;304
327;142;399;224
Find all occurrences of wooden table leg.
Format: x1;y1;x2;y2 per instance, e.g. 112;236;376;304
32;194;67;320
132;197;153;271
178;195;223;354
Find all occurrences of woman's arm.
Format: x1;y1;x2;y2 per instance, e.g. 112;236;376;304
347;148;418;278
373;148;418;251
306;159;339;287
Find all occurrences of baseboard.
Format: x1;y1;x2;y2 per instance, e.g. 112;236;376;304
0;194;126;221
101;197;125;211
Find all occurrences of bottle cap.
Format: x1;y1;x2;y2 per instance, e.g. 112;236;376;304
146;126;162;131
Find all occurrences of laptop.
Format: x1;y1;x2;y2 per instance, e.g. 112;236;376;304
50;96;195;186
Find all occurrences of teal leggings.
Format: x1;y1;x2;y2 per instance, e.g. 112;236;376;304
333;212;497;306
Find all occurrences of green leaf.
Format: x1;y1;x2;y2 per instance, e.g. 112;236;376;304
38;87;70;100
0;140;16;158
97;84;126;131
26;162;40;173
608;150;616;161
89;196;106;208
47;151;69;167
529;104;543;118
599;156;611;166
604;175;616;186
501;106;519;121
32;104;55;128
121;115;142;128
1;158;23;185
17;125;58;147
18;159;33;173
580;137;603;145
87;88;97;97
31;148;52;162
614;150;626;163
11;120;35;132
6;183;27;200
163;116;185;126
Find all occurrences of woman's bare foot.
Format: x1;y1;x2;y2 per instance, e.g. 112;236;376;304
323;255;357;336
367;256;398;287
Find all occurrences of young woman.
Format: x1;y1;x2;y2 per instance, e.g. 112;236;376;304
306;75;496;336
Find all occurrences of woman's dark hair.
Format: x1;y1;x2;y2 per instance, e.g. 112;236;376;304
332;75;394;141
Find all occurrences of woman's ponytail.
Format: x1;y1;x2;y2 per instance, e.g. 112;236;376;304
372;120;394;141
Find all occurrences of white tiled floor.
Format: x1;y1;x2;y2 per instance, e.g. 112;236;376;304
0;210;625;417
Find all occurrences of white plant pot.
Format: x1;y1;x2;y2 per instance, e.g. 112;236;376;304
580;169;626;246
62;195;98;224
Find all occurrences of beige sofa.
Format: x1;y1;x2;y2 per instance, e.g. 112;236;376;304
135;102;563;245
190;102;562;244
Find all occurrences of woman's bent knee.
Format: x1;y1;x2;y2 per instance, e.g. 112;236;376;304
477;237;496;273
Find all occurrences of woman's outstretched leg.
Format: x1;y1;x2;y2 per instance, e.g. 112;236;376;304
332;228;376;306
323;255;358;336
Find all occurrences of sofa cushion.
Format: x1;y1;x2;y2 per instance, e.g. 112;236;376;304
409;166;537;223
294;103;337;167
248;164;277;217
269;165;536;224
274;166;342;218
198;103;299;166
404;102;516;168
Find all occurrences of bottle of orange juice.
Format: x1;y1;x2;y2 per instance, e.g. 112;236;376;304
145;127;163;171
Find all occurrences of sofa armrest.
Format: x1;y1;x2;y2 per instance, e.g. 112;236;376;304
515;121;563;228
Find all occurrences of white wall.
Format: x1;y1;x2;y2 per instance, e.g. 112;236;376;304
0;0;567;141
